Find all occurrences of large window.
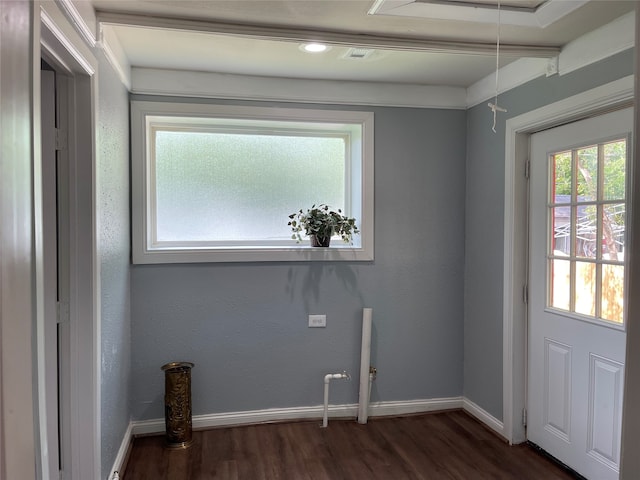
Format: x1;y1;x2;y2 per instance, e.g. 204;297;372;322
131;101;374;263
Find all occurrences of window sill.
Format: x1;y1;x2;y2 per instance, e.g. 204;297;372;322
132;244;374;264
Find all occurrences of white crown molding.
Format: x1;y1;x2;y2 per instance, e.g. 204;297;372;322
40;3;96;76
466;57;549;108
559;11;635;76
98;11;558;58
369;0;588;28
131;67;468;109
533;0;590;29
466;11;635;108
130;397;464;436
99;25;132;90
57;0;97;47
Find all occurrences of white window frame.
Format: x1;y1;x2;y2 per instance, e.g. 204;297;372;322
131;100;374;263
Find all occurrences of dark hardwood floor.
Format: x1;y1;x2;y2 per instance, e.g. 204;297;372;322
121;410;577;480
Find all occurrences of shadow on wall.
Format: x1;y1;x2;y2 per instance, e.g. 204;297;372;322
286;263;364;311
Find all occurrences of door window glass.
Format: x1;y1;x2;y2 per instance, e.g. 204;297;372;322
548;139;627;324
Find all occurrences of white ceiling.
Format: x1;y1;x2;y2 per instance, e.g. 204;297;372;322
93;0;635;89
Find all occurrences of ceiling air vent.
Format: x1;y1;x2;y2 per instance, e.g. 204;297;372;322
342;48;375;60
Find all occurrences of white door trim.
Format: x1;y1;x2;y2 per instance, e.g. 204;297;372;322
620;10;640;477
503;75;634;444
38;2;100;479
0;2;39;479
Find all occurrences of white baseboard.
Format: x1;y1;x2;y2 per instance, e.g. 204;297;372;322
132;397;463;435
108;421;133;480
131;396;464;436
114;396;502;476
462;397;506;439
369;397;463;417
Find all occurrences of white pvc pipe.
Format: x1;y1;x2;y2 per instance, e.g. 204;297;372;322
322;372;350;428
358;308;373;424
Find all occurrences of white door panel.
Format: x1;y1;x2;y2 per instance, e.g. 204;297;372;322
587;354;624;469
528;108;631;480
543;338;572;442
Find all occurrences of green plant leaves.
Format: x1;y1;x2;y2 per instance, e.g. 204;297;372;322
288;203;359;244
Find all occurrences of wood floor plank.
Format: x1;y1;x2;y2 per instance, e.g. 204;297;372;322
121;411;578;480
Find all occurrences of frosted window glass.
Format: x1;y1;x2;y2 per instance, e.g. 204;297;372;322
154;130;346;242
131;101;374;263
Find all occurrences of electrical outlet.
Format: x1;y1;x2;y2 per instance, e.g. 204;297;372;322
308;314;326;327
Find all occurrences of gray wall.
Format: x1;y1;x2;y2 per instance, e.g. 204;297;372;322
464;49;635;420
128;49;633;426
97;53;132;478
130;100;467;420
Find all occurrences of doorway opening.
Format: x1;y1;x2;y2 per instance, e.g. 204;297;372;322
39;59;71;480
38;9;99;479
527;109;631;479
502;75;634;446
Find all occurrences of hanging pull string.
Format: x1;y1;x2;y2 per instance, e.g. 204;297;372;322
487;0;507;133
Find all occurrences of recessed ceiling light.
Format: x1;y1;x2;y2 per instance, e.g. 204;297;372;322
300;42;330;53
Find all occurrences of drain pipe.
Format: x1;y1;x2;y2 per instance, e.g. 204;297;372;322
358;308;374;424
322;371;350;428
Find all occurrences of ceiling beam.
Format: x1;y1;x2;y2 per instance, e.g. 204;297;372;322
96;11;561;58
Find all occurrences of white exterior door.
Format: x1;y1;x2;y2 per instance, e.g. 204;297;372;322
528;108;632;479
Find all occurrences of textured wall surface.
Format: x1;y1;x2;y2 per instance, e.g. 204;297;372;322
98;52;132;478
463;49;635;420
130;100;467;420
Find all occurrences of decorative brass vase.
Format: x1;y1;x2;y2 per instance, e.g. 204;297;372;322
161;362;195;449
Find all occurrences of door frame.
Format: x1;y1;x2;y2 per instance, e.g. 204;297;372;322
38;65;63;480
37;3;100;479
502;75;634;444
0;2;39;479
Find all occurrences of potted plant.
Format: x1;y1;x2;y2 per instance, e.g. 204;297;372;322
288;204;359;247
